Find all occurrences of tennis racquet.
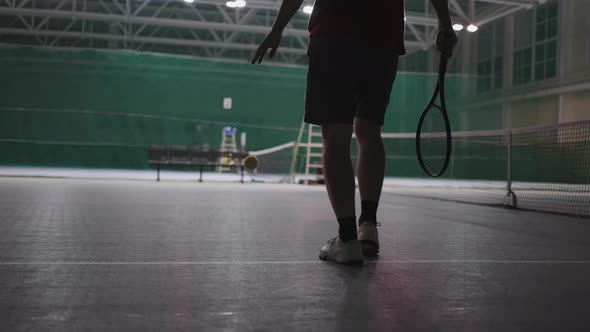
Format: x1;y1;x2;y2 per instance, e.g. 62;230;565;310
416;53;452;177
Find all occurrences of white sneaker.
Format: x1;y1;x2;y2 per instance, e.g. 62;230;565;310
358;222;380;256
319;237;364;265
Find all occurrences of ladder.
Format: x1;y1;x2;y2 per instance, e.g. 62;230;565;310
217;126;239;173
291;122;324;185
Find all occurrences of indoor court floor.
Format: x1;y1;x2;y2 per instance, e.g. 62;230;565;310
1;177;589;331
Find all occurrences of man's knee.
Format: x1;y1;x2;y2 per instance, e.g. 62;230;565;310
322;124;352;142
321;124;353;154
354;118;381;144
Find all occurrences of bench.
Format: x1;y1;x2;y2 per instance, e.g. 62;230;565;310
148;145;249;182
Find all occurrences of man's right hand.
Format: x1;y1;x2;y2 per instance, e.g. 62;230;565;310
251;29;283;64
436;28;458;58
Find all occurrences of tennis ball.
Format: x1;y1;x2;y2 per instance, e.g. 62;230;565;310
243;155;258;170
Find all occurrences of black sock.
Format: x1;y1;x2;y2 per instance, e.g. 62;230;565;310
337;216;357;243
359;200;379;226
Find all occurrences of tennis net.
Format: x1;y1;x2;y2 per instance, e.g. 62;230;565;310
510;121;590;216
287;120;590;217
248;141;295;183
378;121;590;217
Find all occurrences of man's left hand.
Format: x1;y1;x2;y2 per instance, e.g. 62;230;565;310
436;28;458;58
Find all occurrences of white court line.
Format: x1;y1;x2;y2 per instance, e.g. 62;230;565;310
1;260;590;266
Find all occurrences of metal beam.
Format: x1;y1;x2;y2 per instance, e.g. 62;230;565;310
449;0;469;20
0;27;309;55
475;0;532;7
0;0;542;65
476;5;527;26
0;7;310;37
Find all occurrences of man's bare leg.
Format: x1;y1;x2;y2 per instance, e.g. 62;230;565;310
354;117;385;245
321;124;356;242
354;118;385;204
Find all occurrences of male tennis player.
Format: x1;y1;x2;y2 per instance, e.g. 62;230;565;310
252;0;457;264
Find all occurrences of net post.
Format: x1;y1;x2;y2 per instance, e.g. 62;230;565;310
506;129;518;208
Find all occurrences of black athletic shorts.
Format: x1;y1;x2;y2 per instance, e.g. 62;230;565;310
304;33;399;126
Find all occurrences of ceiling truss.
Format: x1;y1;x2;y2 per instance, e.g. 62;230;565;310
0;0;544;65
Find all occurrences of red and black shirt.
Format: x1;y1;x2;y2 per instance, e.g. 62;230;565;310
308;0;406;55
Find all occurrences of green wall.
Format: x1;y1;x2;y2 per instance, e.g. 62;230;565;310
0;46;474;175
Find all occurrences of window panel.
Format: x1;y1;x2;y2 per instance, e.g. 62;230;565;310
546;40;557;59
514;51;521;67
536;23;546;41
547;18;558;38
494;57;503;89
548;3;558;19
523;66;532;83
477;62;485;74
513;69;522;85
545;60;557;78
535;62;545;80
515;10;534;47
495;57;503;72
516;69;525;85
477;26;493;58
514;0;560;86
494;75;503;89
536;6;547;23
477;20;505;92
535;44;545;62
524;48;532;64
494;19;505;53
477;59;492;93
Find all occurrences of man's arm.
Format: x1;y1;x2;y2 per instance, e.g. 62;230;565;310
430;0;453;30
429;0;458;57
271;0;305;33
251;0;305;64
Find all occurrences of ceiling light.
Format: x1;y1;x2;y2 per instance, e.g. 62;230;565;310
303;5;313;14
226;1;246;8
466;24;479;32
452;24;464;31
